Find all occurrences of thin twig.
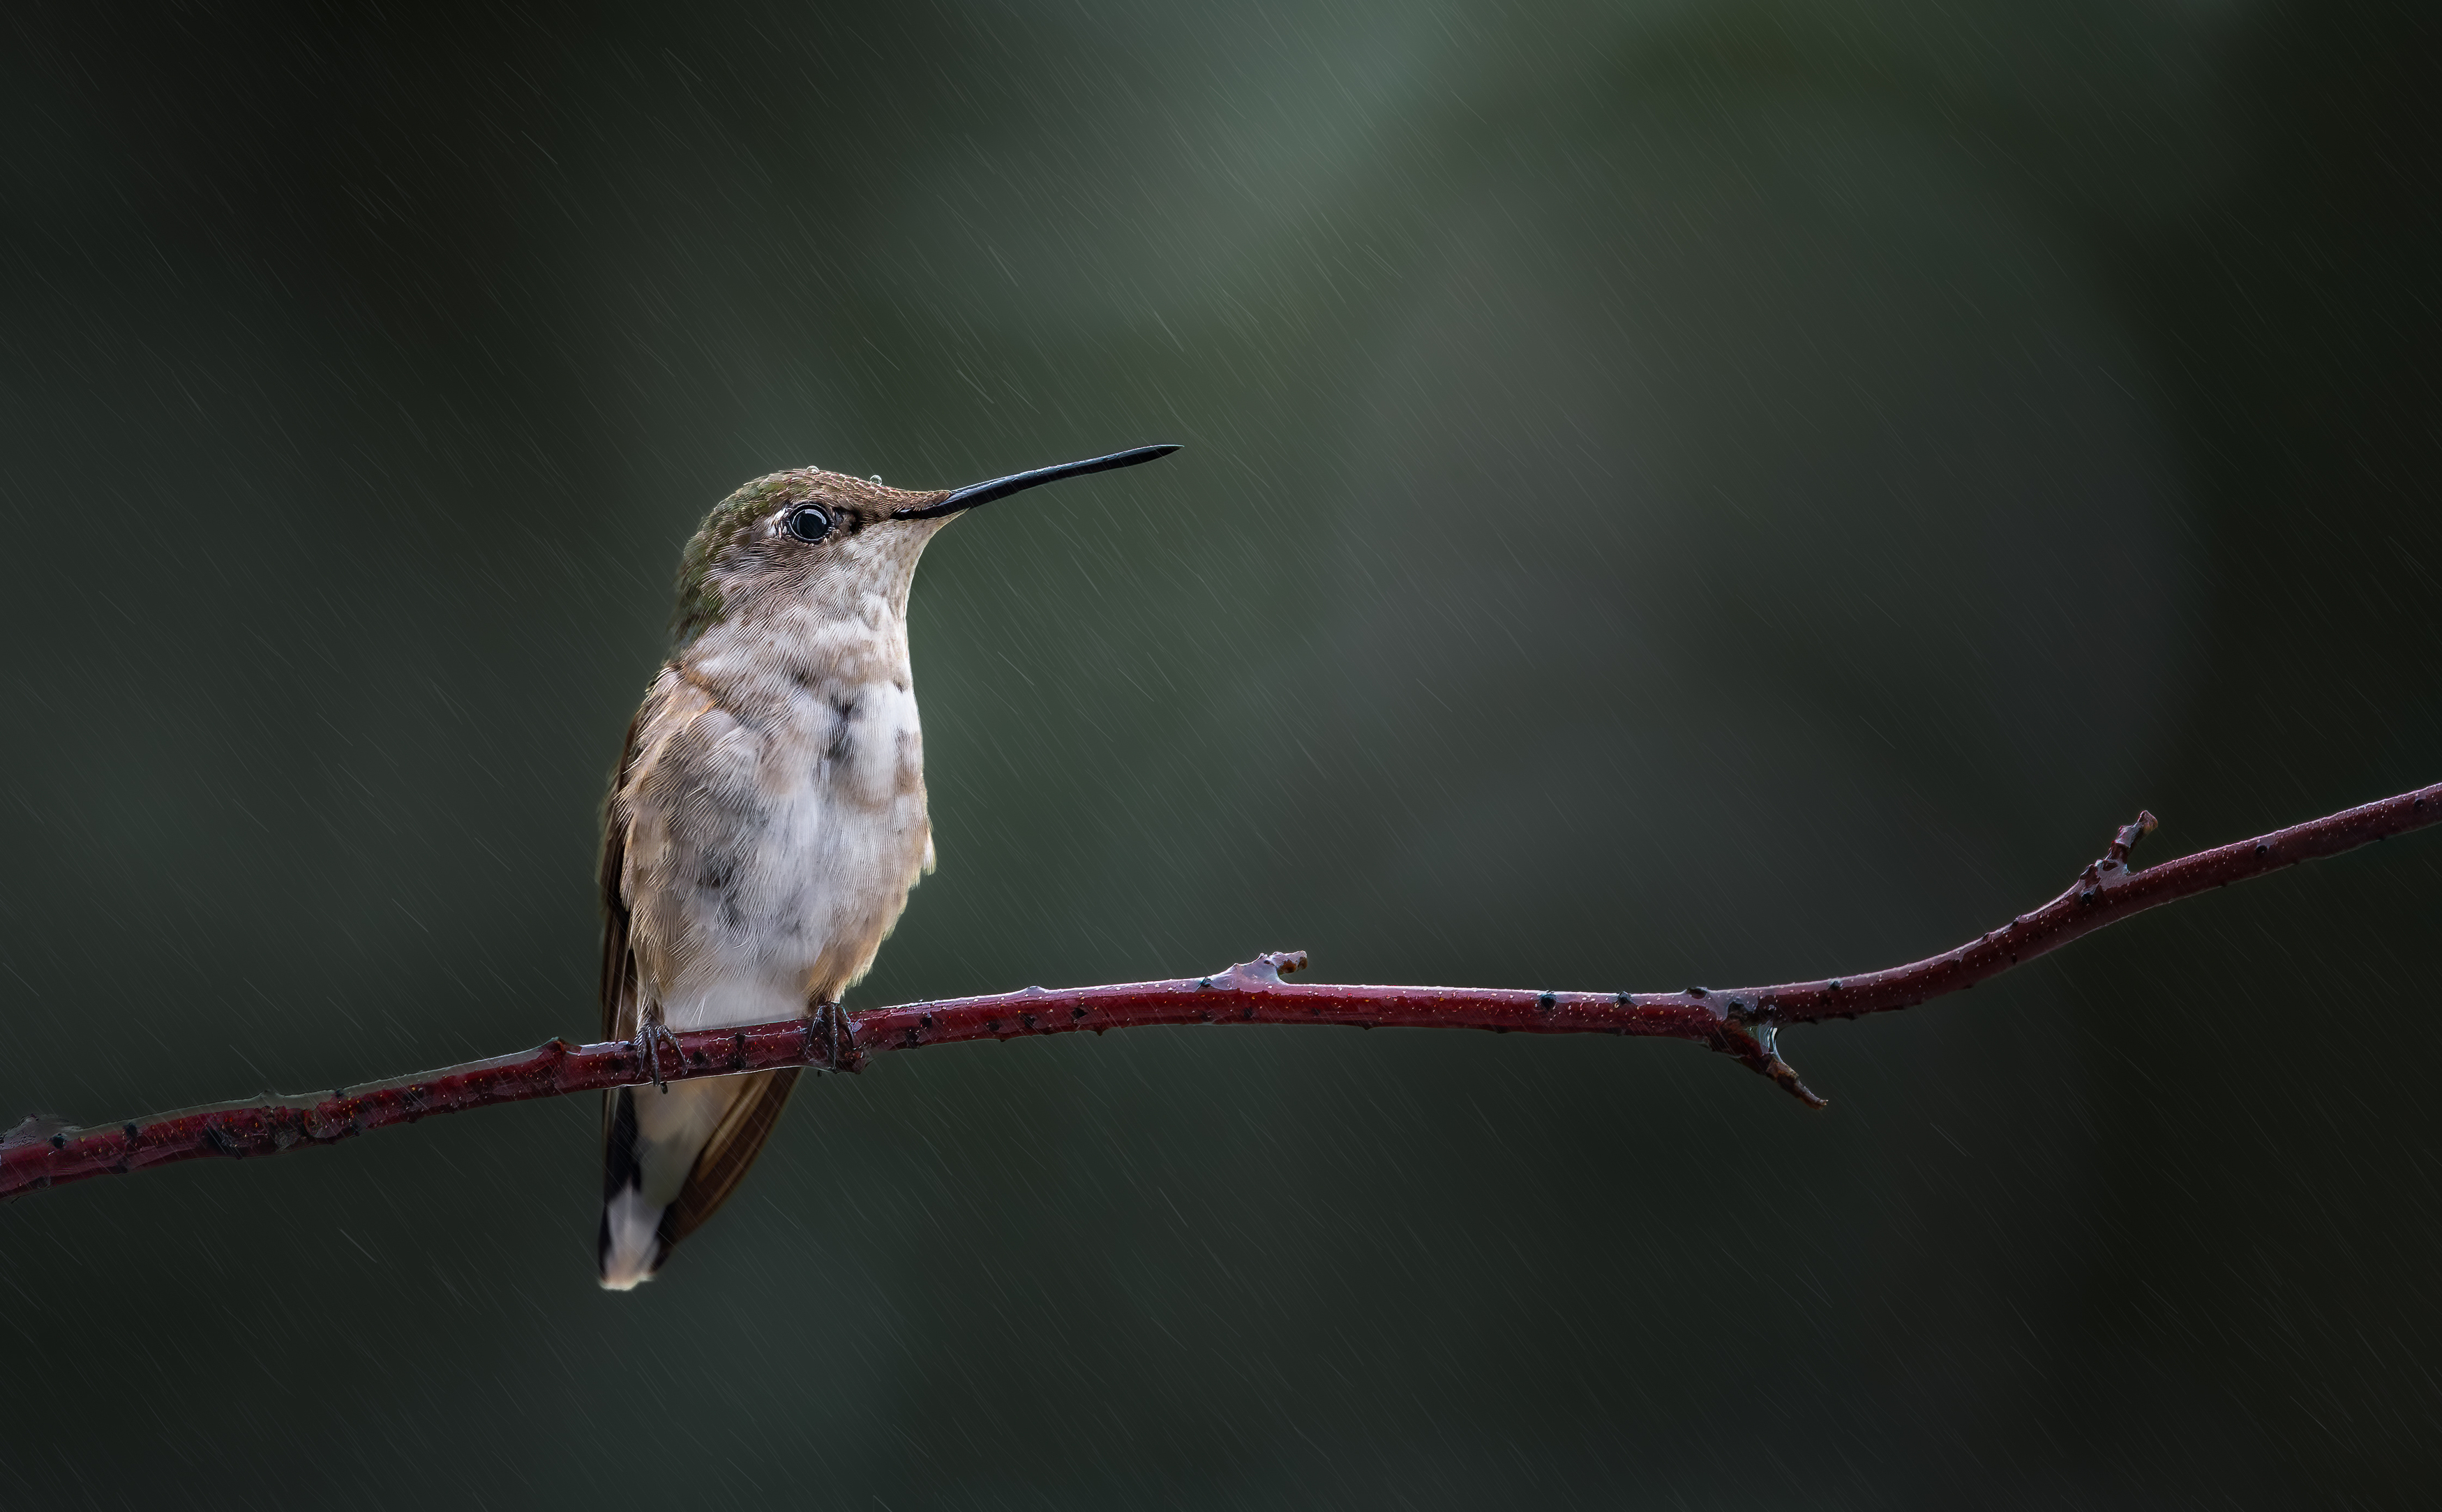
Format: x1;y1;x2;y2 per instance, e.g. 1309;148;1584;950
5;782;2436;1202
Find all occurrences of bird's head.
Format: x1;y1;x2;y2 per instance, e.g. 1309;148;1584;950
671;444;1176;646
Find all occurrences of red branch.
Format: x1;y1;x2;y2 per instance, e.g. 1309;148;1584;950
6;782;2436;1202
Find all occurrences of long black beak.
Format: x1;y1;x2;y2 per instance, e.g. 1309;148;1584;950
891;444;1181;521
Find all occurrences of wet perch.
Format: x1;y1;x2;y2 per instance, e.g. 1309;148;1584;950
5;781;2437;1202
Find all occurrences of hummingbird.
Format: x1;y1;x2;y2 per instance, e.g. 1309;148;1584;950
596;443;1179;1289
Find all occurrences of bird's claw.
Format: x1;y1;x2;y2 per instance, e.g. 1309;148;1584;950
636;1019;684;1093
809;1001;847;1072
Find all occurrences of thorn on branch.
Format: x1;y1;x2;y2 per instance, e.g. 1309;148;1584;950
1216;950;1310;987
1725;1024;1827;1109
1764;1056;1828;1110
2102;808;2159;873
2;1116;70;1151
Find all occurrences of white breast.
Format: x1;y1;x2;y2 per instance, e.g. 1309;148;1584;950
623;659;933;1033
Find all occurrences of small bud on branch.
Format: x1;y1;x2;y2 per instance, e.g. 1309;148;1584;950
4;782;2436;1202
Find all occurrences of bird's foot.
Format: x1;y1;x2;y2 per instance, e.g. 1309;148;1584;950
811;1001;847;1072
636;1019;684;1093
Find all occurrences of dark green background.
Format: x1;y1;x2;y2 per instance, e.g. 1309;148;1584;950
4;2;2437;1505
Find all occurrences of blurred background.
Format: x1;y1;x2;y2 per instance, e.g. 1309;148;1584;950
3;1;2436;1505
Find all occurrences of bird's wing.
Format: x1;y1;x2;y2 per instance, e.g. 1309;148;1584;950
599;707;644;1045
663;1067;803;1248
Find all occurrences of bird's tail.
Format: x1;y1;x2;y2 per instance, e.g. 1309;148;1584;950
598;1068;802;1289
597;1084;673;1289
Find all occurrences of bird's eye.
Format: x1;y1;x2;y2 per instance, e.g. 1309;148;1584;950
784;504;834;543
